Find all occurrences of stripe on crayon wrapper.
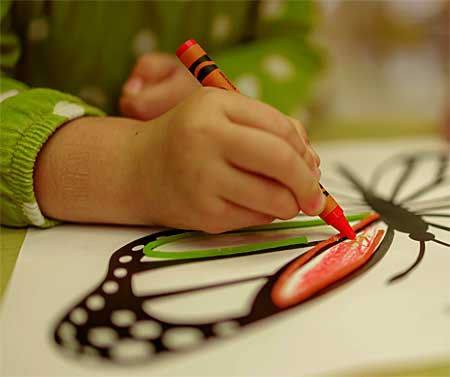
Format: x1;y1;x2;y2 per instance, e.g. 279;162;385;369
176;39;239;92
198;64;219;82
188;54;212;75
194;61;216;77
319;183;329;197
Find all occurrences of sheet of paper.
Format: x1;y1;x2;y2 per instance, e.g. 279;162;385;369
1;138;449;376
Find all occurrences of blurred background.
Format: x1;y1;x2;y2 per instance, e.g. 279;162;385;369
308;0;449;140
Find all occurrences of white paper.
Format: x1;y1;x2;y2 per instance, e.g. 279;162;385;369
1;138;449;376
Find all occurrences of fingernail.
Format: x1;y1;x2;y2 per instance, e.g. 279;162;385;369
309;190;326;215
123;77;143;95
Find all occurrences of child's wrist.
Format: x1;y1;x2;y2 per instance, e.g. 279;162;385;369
126;118;167;226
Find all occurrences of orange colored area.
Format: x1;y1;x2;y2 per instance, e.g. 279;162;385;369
271;213;383;308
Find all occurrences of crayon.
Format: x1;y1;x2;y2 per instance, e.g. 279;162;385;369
176;39;356;240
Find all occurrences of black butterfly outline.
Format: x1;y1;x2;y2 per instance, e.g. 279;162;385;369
52;150;449;364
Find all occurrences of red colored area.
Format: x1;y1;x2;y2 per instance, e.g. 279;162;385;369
301;230;375;286
323;206;356;240
271;214;383;308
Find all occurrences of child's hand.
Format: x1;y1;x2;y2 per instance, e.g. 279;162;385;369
119;53;200;120
134;88;324;233
35;88;322;232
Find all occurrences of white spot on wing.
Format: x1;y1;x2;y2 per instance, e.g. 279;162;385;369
162;327;204;350
110;340;154;362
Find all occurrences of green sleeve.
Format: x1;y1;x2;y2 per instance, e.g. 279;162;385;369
212;0;323;116
0;0;105;228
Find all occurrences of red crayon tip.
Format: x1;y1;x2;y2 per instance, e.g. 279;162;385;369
176;38;197;57
322;206;356;240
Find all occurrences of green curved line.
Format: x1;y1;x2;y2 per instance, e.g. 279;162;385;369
143;213;370;260
238;213;370;232
144;234;308;259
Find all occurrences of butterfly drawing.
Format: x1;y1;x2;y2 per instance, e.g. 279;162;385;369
53;149;449;364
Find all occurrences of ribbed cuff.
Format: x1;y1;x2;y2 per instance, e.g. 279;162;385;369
1;88;104;227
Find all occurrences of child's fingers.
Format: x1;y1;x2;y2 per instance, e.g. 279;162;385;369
203;199;274;234
132;53;179;83
222;93;319;173
288;116;321;167
218;164;299;220
120;78;179;120
120;69;199;120
122;53;180;96
222;124;325;216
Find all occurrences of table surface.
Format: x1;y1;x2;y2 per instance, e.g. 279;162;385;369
1;124;448;376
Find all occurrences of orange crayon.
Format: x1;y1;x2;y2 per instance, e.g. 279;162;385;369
176;39;355;240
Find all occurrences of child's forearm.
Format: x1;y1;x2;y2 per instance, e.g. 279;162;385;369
34;116;156;225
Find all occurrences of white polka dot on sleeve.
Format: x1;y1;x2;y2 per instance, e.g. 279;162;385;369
53;101;85;119
259;0;287;20
0;90;19;103
261;54;295;82
211;14;232;42
132;29;158;57
22;201;45;226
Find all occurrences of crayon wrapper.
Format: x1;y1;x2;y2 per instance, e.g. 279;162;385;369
178;43;206;68
178;43;238;92
319;186;338;218
202;70;238;92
